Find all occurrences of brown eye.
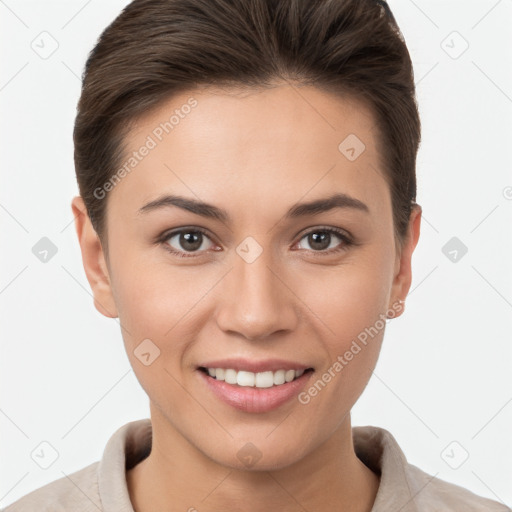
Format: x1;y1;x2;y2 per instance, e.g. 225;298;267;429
306;232;332;251
296;228;353;254
163;229;215;257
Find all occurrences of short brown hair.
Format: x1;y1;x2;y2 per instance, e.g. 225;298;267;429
73;0;421;253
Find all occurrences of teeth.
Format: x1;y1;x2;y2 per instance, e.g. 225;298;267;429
206;368;307;388
255;371;273;388
237;370;255;387
225;369;237;385
273;369;285;385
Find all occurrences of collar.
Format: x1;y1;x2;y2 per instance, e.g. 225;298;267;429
97;419;418;512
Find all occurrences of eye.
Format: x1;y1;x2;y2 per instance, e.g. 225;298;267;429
159;228;218;258
295;227;353;255
157;226;354;259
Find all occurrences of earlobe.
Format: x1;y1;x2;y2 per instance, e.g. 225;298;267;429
71;196;118;319
388;204;422;317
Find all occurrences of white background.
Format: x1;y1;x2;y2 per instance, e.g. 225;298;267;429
1;0;511;508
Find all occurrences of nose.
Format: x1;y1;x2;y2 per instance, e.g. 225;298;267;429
214;247;299;341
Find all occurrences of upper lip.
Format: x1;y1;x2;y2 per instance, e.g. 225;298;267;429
198;358;313;373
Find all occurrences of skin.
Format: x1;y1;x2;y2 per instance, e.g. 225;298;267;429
72;82;421;512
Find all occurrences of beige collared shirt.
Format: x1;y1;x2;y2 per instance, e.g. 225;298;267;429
3;419;510;511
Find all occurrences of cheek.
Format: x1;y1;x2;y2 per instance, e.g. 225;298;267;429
109;252;219;376
109;245;193;332
294;270;389;433
310;253;393;346
110;262;194;402
297;250;392;401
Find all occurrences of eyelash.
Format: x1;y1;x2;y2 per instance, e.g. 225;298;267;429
156;226;354;259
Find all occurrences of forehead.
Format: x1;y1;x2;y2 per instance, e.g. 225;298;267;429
108;83;388;219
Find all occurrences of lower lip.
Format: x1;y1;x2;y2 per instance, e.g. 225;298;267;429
198;370;313;413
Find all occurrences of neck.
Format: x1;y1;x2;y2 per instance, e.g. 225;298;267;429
127;408;380;512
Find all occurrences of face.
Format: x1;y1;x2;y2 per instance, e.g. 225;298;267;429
73;83;420;471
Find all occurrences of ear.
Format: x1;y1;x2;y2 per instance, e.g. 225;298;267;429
388;204;422;318
71;196;118;318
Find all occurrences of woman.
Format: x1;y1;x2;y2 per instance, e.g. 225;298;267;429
5;0;509;510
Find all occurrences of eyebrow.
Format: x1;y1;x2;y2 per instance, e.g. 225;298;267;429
138;192;369;222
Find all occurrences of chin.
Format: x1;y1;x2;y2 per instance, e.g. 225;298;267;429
200;436;310;472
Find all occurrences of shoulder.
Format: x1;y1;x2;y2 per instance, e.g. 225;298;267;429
353;425;510;512
1;461;101;512
404;462;511;511
1;419;151;512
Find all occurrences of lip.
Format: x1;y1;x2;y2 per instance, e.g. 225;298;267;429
197;365;314;414
198;358;312;373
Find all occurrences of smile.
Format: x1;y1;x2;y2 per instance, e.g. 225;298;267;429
197;358;315;412
199;367;313;388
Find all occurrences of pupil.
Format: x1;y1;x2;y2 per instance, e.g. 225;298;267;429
309;232;330;251
181;232;202;251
